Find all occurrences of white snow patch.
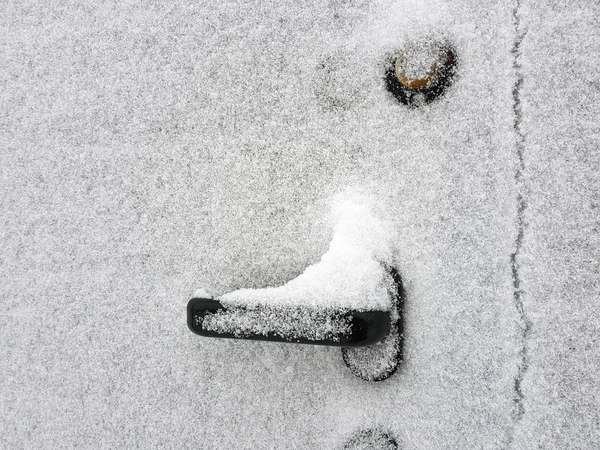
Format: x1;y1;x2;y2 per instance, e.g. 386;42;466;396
351;0;453;57
193;288;213;299
201;305;353;341
219;191;397;311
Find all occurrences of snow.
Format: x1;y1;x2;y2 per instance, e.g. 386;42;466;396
220;192;396;311
393;39;443;81
193;288;213;299
2;0;600;448
201;304;353;342
509;1;600;448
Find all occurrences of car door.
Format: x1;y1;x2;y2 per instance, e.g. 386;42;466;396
183;0;519;448
2;0;599;449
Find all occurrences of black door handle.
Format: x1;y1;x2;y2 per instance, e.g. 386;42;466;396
187;266;404;381
187;297;391;347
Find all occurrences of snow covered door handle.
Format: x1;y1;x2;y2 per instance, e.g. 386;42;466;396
187;196;404;381
186;266;403;382
187;298;391;347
